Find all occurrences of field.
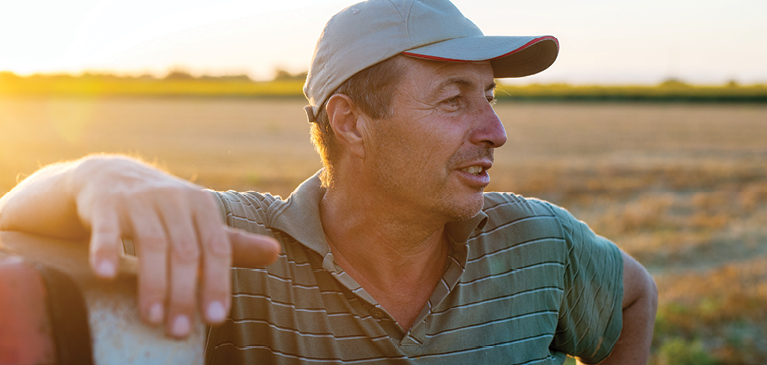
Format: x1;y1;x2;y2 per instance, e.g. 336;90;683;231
1;97;766;364
2;72;767;102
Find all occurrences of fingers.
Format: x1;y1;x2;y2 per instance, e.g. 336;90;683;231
85;177;280;339
229;228;281;268
193;198;232;326
160;202;200;338
89;205;122;279
132;190;240;337
130;207;168;327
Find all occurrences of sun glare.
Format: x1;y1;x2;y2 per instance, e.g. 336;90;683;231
0;0;765;84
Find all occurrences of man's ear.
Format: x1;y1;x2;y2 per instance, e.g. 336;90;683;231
326;94;367;159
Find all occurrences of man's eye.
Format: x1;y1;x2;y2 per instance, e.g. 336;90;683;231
487;96;497;105
443;96;461;109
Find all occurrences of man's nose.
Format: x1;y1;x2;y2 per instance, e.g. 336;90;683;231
469;102;507;148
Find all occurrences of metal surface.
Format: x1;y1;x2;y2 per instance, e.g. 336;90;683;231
0;231;205;365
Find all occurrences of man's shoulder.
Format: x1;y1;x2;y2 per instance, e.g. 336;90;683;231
480;192;586;239
208;190;287;233
212;190;285;209
481;191;560;219
475;192;568;244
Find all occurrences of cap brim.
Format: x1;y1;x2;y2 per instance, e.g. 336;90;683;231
402;35;559;78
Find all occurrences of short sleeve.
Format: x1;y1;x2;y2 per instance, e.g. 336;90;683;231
544;202;624;363
207;190;279;235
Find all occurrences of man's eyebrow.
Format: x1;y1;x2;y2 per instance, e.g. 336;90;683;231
435;77;497;93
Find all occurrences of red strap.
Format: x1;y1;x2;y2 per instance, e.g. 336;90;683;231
38;264;94;365
0;256;94;365
0;257;56;364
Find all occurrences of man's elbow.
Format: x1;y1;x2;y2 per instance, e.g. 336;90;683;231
621;251;657;311
645;272;658;312
633;263;658;316
600;252;658;364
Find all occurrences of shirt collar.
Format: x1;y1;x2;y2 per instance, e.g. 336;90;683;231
269;171;489;255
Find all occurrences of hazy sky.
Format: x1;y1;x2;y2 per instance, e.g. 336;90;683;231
1;0;765;84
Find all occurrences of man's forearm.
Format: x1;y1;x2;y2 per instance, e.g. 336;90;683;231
0;161;87;239
1;154;280;338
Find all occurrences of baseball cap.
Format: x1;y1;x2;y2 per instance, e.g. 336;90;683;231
303;0;559;122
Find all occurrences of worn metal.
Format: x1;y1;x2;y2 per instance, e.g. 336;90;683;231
0;231;205;365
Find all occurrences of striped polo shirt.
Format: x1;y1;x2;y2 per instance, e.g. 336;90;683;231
206;173;623;364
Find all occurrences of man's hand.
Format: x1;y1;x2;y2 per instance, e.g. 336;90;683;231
0;155;280;337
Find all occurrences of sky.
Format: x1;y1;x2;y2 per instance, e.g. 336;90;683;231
1;0;765;85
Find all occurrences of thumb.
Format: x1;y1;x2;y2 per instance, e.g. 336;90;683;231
226;228;281;268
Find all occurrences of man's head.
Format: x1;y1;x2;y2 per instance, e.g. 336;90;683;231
350;56;505;221
304;0;559;187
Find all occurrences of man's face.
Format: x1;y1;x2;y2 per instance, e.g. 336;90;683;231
362;57;506;221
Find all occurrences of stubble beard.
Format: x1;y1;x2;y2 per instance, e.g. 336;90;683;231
370;143;492;222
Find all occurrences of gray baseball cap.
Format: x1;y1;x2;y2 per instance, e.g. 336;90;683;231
303;0;559;121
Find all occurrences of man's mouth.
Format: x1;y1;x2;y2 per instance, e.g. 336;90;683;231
460;166;485;176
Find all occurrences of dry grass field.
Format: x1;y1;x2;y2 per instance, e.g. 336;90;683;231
1;97;766;364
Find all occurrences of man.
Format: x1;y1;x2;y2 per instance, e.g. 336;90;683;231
0;0;657;363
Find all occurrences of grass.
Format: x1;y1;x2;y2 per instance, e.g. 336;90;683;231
0;77;306;98
1;97;766;363
2;72;767;102
495;83;767;103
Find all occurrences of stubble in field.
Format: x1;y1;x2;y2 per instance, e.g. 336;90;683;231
1;97;766;363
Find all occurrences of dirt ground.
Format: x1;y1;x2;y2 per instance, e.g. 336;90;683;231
2;97;766;363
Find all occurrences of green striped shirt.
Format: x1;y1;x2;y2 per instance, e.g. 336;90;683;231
206;173;623;364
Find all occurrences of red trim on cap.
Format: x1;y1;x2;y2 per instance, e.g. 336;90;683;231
402;36;559;62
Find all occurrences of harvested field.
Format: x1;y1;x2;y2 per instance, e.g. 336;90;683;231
1;97;766;364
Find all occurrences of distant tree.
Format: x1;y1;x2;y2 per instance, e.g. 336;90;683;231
224;74;252;81
659;78;690;88
0;71;21;82
80;72;122;80
199;74;252;82
726;79;739;88
48;73;77;80
165;67;195;80
273;68;307;81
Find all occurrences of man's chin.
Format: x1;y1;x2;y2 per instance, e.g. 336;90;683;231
445;191;485;221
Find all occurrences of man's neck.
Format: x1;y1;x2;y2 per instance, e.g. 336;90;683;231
319;183;450;330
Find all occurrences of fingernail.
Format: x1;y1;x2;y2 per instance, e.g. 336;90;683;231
148;303;164;324
96;260;116;277
171;315;191;337
207;301;226;322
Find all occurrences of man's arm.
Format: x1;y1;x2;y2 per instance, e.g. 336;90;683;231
0;155;280;337
579;251;658;365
